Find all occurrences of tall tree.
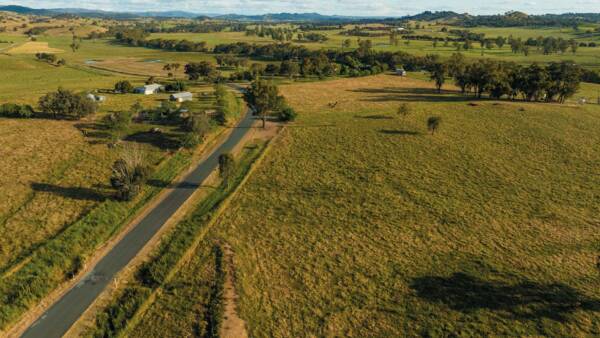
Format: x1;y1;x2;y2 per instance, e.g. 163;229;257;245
243;80;285;128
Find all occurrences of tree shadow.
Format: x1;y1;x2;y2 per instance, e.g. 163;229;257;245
74;122;112;142
411;272;600;321
147;179;215;190
354;114;394;120
349;87;480;103
31;183;107;202
379;129;420;135
124;131;181;150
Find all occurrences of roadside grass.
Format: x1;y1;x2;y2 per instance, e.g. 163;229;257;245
88;141;267;338
0;83;219;329
204;74;600;336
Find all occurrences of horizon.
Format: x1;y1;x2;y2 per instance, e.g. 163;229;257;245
1;1;599;16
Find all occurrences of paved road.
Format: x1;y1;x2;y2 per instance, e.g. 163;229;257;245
21;106;254;338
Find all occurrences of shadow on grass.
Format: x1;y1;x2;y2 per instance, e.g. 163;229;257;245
124;131;181;150
31;183;107;202
74;122;112;142
354;114;394;120
379;129;420;135
411;272;600;321
350;87;480;103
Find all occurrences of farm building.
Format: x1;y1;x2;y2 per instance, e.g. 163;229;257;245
86;93;106;102
170;92;193;102
395;68;407;76
134;84;162;95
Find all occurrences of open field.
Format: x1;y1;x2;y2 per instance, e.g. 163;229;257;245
199;74;600;336
6;41;64;54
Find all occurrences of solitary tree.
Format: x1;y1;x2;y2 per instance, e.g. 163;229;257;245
428;62;447;93
218;152;236;186
243;80;285;128
110;145;149;201
427;116;441;135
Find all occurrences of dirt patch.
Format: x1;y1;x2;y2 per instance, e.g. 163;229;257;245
7;42;64;54
220;244;248;338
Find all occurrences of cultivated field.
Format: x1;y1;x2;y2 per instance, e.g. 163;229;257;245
202;74;600;336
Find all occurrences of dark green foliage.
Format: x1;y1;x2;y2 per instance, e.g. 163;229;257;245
93;286;151;338
0;103;34;118
114;80;133;94
38;88;97;119
278;106;297;122
164;80;187;92
244;80;285;128
218;153;236;186
35;52;56;64
185;62;218;81
206;245;225;338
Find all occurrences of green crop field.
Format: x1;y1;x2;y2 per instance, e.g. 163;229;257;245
196;74;599;336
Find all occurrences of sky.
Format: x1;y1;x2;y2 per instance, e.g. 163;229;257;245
1;0;599;16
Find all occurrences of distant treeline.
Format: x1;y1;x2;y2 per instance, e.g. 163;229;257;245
457;12;600;28
139;22;248;33
112;28;209;52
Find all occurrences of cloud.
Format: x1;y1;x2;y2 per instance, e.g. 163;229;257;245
0;0;598;15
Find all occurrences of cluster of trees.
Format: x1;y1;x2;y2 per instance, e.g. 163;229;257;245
38;88;98;119
246;25;295;42
456;11;600;28
215;54;248;69
35;52;66;66
428;54;582;102
342;27;389;37
114;28;208;52
213;42;309;61
184;61;220;81
142;22;246;34
297;32;328;42
508;36;579;55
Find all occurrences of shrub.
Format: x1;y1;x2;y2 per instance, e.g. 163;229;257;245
278;106;297;122
114;80;133;94
0;103;34;118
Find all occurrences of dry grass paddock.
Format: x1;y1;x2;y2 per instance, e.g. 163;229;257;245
6;41;64;54
206;74;600;336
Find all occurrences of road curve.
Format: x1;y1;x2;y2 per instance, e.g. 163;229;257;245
21;105;254;338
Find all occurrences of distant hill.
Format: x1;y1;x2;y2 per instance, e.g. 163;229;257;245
402;11;467;21
215;12;369;22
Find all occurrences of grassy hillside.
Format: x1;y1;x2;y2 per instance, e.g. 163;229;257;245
206;74;600;336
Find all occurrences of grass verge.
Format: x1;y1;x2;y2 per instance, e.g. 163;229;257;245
87;141;267;338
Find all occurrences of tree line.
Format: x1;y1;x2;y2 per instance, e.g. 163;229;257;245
428;54;582;102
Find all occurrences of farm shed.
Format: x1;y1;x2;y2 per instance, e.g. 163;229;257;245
170;92;193;102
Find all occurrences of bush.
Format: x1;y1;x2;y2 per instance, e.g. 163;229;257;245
114;80;133;94
278;106;297;122
164;80;187;92
38;88;97;119
0;103;34;118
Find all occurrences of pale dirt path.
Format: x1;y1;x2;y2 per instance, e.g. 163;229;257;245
220;243;248;338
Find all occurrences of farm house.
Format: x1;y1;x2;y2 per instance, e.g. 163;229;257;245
134;84;162;95
170;92;193;102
